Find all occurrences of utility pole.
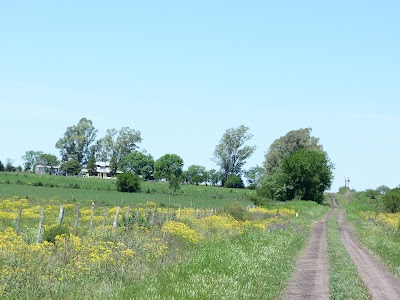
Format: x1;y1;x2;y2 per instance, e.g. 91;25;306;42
344;177;350;188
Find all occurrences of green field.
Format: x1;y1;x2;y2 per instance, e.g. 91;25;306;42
0;172;255;209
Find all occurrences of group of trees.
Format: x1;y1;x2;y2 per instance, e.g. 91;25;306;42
257;128;334;203
7;117;336;202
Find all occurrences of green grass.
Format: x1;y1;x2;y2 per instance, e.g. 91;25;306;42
343;192;400;279
120;227;305;299
327;209;372;299
0;172;255;209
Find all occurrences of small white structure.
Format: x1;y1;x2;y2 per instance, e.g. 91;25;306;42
96;161;111;178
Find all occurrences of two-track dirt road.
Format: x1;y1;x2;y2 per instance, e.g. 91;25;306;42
284;194;400;299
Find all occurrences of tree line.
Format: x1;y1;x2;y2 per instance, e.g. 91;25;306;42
2;117;337;203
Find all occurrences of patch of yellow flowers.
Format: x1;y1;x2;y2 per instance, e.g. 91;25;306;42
360;211;400;230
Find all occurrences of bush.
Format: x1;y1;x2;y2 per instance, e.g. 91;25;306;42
116;172;141;193
42;225;70;243
224;175;244;189
222;203;250;221
384;188;400;213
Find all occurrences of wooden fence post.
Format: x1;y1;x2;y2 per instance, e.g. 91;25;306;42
125;206;130;227
57;205;64;226
73;206;80;235
89;202;95;232
36;207;45;244
113;206;121;229
101;207;107;233
15;208;22;235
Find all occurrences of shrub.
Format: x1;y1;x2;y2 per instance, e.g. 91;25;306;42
384;188;400;213
116;172;141;193
42;224;70;243
224;175;244;189
222;203;250;221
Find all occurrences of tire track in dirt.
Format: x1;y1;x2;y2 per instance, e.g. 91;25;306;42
283;208;333;299
338;207;400;299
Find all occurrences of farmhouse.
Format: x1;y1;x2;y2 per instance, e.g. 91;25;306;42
35;164;62;175
96;161;112;178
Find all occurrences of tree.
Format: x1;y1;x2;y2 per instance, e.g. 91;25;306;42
0;160;4;172
224;174;244;189
95;127;142;171
212;125;256;185
118;151;154;180
95;128;117;162
116;172;141;193
55;118;98;167
260;149;333;203
61;159;81;176
244;165;264;188
208;169;221;186
184;165;208;185
169;174;181;193
263;128;323;175
114;127;142;163
153;154;184;180
5;159;16;172
85;145;97;176
383;188;400;213
38;154;60;174
22;150;44;172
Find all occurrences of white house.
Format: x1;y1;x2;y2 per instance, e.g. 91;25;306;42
35;165;62;175
96;161;111;178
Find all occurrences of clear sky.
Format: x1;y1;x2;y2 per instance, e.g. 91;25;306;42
1;1;399;192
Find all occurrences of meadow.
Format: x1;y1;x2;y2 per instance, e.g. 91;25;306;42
0;172;330;299
0;172;255;208
342;192;400;279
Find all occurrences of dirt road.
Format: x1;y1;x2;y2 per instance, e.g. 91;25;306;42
338;208;400;299
283;194;400;299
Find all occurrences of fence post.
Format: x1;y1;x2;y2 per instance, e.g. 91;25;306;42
125;206;130;228
102;207;107;233
73;206;80;235
177;207;181;219
36;207;45;244
57;205;64;226
15;208;22;235
89;202;95;232
113;206;121;229
196;208;199;218
135;208;139;223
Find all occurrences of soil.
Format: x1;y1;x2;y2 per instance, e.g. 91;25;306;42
283;194;400;299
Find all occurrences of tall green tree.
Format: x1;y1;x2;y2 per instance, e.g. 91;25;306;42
154;154;183;180
22;150;43;172
208;169;221;186
260;149;333;203
244;165;264;188
55;118;98;166
184;165;208;185
212;125;256;185
0;160;4;172
61;159;82;176
95;128;117;162
263;128;323;175
118;151;154;180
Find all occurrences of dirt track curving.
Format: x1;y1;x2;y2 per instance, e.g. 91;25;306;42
283;209;333;299
338;208;400;299
284;194;400;299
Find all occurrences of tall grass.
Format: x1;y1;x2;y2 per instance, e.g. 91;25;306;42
343;193;400;279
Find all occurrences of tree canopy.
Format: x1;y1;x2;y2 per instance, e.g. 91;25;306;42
184;165;208;185
61;159;81;175
153;154;183;180
22;150;44;172
118;151;154;180
263;128;323;175
212;125;256;185
259;149;333;203
55;118;97;166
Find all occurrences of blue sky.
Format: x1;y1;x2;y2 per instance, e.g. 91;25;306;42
1;1;399;192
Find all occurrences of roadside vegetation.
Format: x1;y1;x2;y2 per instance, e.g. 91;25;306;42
342;188;400;279
0;194;327;299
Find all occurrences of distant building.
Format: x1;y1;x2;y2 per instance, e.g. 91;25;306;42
35;165;62;175
96;161;111;178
